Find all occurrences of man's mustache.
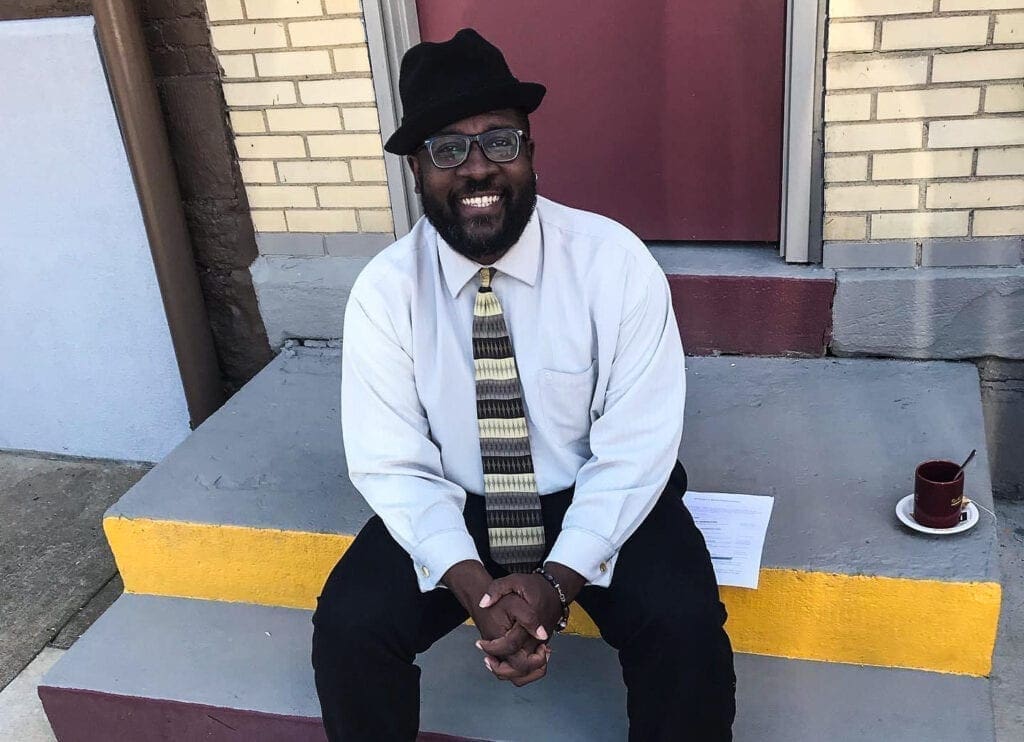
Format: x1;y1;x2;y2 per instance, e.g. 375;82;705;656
453;179;507;200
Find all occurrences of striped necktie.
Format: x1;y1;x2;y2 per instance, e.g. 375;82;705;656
473;267;545;572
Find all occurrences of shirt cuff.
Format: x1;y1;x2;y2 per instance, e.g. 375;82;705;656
412;528;481;592
545;527;619;588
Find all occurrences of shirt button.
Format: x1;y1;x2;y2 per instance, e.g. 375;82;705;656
421;566;430;578
599;562;608;573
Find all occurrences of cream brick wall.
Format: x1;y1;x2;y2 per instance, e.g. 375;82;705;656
824;0;1024;244
204;0;393;237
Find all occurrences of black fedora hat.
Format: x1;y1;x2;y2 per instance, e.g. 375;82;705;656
384;28;545;156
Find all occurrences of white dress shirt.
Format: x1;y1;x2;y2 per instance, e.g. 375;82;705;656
341;196;686;592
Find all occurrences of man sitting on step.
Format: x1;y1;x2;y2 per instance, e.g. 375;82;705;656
311;28;736;742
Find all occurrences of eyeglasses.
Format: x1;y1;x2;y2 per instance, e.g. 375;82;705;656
422;128;526;169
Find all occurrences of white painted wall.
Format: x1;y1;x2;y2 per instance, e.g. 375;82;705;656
0;16;191;462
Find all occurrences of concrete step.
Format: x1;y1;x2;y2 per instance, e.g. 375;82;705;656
39;593;995;742
255;246;836;356
652;245;836;357
102;351;1001;675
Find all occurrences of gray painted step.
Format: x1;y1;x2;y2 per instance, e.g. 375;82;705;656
108;351;998;585
40;594;994;742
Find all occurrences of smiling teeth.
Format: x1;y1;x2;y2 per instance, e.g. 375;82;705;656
461;195;500;208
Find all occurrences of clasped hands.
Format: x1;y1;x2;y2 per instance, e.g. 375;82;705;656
443;560;583;687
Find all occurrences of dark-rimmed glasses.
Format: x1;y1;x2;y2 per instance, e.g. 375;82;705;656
421;128;525;169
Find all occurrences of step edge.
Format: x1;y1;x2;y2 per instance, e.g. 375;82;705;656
104;516;1002;676
104;513;1000;586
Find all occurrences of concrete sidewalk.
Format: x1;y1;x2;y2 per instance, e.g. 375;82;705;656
0;451;146;689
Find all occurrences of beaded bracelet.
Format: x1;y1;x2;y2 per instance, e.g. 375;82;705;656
533;566;570;634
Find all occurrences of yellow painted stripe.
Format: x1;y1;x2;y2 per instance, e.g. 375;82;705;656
105;516;1001;676
105;516;353;610
718;570;1000;677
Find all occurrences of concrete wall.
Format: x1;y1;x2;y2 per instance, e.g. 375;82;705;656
0;16;190;462
979;359;1024;499
2;1;275;395
823;0;1024;268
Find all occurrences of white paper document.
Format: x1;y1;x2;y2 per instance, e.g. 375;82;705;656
682;492;775;589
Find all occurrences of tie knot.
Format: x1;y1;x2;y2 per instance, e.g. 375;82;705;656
479;267;495;289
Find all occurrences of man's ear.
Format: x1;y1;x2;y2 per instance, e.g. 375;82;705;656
406;155;422;194
526;138;535;161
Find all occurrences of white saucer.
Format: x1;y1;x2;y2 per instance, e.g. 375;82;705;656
896;494;979;535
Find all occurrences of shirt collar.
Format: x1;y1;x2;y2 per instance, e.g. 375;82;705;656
436;208;541;298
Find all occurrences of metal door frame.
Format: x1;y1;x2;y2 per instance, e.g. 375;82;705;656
363;0;421;237
780;0;826;263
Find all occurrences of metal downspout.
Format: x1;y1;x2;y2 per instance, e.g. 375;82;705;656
91;0;224;427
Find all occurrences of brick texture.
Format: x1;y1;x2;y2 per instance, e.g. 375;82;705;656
926;180;1024;208
993;12;1024;42
974;208;1024;234
278;161;352;183
286;209;358;232
138;0;273;391
829;22;877;52
266;107;343;132
824;0;1024;251
824;94;873;121
940;1;1024;10
830;0;933;17
932;49;1024;82
876;88;980;119
203;0;392;241
976;146;1024;174
871;150;974;179
929;117;1024;147
824;155;870;182
985;84;1024;112
825;121;924;151
825;184;920;212
871;211;970;238
824;214;869;240
880;16;990;50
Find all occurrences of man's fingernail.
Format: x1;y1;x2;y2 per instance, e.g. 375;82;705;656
536;627;548;641
474;640;483;651
483;658;493;671
478;595;492;608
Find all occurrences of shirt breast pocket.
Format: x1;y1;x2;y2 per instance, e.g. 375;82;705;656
535;361;597;448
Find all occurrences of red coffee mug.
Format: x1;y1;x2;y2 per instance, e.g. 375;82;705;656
914;460;964;529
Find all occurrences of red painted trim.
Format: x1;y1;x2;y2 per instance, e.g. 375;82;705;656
669;275;835;357
39;686;484;742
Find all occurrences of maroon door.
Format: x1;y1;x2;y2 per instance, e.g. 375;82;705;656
416;1;786;242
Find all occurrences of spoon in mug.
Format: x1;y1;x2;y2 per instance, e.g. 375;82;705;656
954;449;977;481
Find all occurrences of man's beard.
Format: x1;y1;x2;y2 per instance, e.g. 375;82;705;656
421;175;537;262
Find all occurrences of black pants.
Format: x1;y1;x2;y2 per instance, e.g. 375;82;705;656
311;464;735;741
